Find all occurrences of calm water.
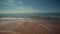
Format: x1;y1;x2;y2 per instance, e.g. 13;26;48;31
0;13;60;18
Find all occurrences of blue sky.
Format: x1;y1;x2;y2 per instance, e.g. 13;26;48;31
0;0;60;14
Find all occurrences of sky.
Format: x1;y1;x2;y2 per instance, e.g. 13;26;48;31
0;0;60;14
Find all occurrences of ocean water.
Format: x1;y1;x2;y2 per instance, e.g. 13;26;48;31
0;13;60;18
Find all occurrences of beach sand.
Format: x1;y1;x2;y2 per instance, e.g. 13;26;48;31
0;18;60;34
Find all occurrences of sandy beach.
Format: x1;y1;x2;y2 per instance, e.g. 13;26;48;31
0;18;60;34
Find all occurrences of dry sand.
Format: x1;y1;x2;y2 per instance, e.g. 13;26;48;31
0;18;60;34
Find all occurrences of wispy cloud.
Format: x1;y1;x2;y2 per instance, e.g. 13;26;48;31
0;7;34;14
1;0;24;7
0;0;34;13
19;1;23;6
0;0;16;6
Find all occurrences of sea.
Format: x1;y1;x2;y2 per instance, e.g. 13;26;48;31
0;13;60;18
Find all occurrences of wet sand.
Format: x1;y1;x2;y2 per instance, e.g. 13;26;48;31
0;18;60;34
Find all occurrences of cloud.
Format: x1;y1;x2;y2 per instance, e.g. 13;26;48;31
19;1;23;6
0;6;34;14
2;0;15;3
0;0;18;7
3;0;23;7
0;0;33;13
